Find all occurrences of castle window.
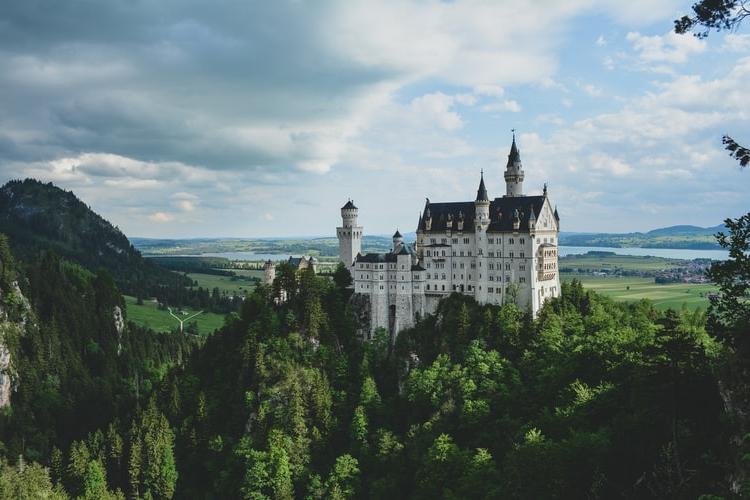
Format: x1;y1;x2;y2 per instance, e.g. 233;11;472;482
463;238;470;244
380;285;384;289
520;265;526;271
489;263;494;270
509;238;514;244
520;238;525;245
460;263;464;269
441;238;447;244
380;274;383;279
441;274;446;280
442;285;445;291
488;251;494;257
468;251;472;256
452;238;458;244
520;252;525;258
520;277;526;283
430;238;436;244
460;251;464;257
426;284;430;290
488;287;494;293
488;238;494;244
442;250;446;256
489;275;494;281
478;249;483;255
452;263;456;268
509;251;514;258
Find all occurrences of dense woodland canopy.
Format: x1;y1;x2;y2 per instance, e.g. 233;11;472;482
0;203;748;497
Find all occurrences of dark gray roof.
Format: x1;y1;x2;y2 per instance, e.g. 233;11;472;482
411;264;426;271
418;195;545;234
357;253;396;263
476;173;489;202
393;229;402;238
507;136;521;167
342;200;357;210
356;243;415;263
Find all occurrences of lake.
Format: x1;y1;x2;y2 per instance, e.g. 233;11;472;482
185;247;729;261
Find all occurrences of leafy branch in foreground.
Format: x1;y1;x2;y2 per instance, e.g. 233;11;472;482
723;135;750;168
675;0;750;38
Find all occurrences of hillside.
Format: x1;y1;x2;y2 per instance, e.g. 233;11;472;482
560;223;726;249
0;179;185;294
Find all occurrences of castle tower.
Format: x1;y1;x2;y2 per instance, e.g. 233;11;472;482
263;259;276;285
337;200;363;268
474;170;490;225
392;229;403;253
504;133;524;197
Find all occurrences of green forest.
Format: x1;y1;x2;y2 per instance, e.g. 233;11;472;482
0;203;749;497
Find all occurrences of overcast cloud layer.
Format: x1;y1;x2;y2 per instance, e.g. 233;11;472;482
0;0;748;237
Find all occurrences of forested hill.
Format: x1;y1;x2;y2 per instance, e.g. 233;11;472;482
0;179;184;294
560;224;727;249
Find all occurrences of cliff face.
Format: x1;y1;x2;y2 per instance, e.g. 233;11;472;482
0;281;33;409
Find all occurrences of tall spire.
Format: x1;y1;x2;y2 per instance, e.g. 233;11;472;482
504;131;525;197
507;133;521;168
476;169;489;202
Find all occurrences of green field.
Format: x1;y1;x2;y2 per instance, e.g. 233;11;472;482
124;295;227;335
562;274;718;310
559;253;684;272
185;271;262;295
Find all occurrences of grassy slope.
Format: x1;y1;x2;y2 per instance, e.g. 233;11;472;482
123;295;226;335
185;271;263;295
561;274;718;310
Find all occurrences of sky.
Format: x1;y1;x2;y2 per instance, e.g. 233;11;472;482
0;0;748;238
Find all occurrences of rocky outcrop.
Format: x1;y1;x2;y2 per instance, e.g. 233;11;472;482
349;292;372;339
113;305;125;355
0;281;31;409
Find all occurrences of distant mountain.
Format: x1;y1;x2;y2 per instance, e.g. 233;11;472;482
0;179;184;294
560;223;726;250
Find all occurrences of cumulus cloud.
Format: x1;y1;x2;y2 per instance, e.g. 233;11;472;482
0;0;746;236
626;31;706;65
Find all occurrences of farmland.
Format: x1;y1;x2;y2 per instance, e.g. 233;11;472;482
561;274;718;310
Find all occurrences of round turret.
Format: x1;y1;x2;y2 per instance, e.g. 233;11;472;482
341;199;358;228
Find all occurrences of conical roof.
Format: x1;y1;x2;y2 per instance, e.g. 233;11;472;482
506;134;521;168
476;171;489;202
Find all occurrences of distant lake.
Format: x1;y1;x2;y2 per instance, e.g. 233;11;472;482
559;246;728;260
174;247;729;261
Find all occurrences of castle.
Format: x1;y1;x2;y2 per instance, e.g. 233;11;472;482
338;136;560;339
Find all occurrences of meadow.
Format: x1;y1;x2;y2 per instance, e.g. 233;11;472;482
562;274;718;310
123;295;227;335
185;270;263;295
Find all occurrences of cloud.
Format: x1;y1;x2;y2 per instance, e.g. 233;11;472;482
480;100;522;113
582;84;603;97
409;92;467;130
596;35;607;47
0;0;745;236
148;212;174;223
721;34;750;52
626;31;706;65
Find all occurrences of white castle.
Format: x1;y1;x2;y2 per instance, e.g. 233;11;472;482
338;136;560;339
